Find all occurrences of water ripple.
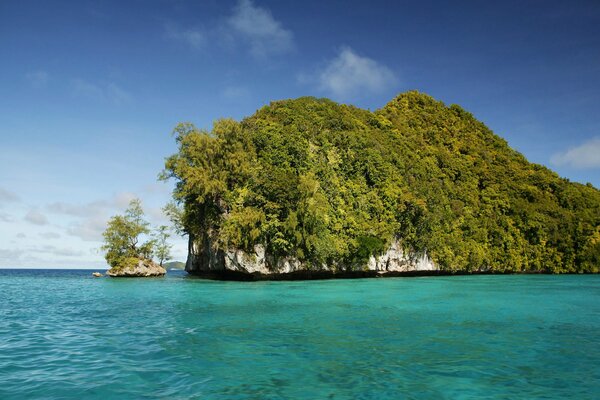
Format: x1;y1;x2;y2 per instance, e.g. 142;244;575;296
0;270;599;399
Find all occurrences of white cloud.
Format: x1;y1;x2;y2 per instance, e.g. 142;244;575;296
551;137;600;169
106;83;133;105
48;192;148;242
0;212;14;223
24;209;48;225
166;0;292;58
47;200;108;217
67;215;109;242
0;248;25;265
33;245;83;258
0;188;186;268
165;24;206;50
0;187;20;204
141;182;171;195
227;0;293;58
147;206;170;226
48;192;134;242
71;78;104;100
221;85;250;100
113;192;138;209
0;211;15;222
0;246;83;265
71;79;132;105
25;70;49;88
39;232;61;239
312;47;397;100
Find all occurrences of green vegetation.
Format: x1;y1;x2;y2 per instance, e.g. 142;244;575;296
161;91;600;273
154;225;173;267
164;261;186;270
101;199;172;270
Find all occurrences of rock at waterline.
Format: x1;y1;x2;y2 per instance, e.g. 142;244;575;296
92;272;103;277
106;258;166;277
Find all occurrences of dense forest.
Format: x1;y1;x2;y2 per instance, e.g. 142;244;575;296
162;91;600;273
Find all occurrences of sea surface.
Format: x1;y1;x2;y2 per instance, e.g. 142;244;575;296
0;270;599;399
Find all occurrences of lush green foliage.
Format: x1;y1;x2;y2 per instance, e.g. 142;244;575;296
102;199;157;268
154;225;173;266
162;92;600;273
164;261;186;270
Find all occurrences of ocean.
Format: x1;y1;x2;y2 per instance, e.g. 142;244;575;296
0;270;599;399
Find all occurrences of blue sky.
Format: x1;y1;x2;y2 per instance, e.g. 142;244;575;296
1;0;599;268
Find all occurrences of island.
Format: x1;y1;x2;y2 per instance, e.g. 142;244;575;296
105;258;166;278
160;91;600;279
164;261;186;270
101;199;168;277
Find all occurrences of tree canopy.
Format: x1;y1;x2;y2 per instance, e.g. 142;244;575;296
162;91;600;273
101;199;172;270
154;225;173;267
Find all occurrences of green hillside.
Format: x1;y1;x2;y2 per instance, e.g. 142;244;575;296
164;261;186;270
162;91;600;273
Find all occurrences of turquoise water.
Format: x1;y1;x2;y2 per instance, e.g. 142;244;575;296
0;271;599;399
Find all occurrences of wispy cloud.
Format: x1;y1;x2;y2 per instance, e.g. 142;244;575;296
0;187;20;204
67;215;109;242
111;192;138;209
47;196;117;242
0;187;181;267
25;70;49;88
30;245;83;257
307;47;397;100
0;245;84;267
227;0;293;58
220;85;250;100
166;0;293;58
70;78;132;105
0;212;14;223
0;248;25;265
49;192;145;242
71;78;104;100
24;209;49;225
39;232;61;239
47;200;109;217
551;137;600;169
141;183;171;195
106;83;133;105
165;24;206;50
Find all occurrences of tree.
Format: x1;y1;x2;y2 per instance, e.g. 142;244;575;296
163;201;185;235
101;199;154;268
154;225;172;267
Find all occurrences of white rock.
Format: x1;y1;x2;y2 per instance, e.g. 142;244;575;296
186;236;437;276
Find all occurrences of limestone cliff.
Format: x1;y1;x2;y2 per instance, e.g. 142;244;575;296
185;236;437;279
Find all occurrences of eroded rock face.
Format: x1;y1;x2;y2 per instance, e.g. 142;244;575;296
186;236;436;278
367;240;436;273
107;258;167;277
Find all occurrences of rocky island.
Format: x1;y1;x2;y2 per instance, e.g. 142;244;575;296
106;258;166;277
101;199;170;278
161;91;600;279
